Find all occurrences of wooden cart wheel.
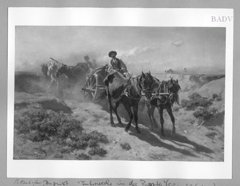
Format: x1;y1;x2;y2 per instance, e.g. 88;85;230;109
82;74;100;101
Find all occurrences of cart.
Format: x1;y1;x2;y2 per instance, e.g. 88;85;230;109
82;65;108;101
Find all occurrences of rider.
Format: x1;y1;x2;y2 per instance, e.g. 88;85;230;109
107;50;128;76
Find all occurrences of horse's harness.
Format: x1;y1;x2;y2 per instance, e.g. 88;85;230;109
121;77;172;104
140;81;176;105
119;76;175;104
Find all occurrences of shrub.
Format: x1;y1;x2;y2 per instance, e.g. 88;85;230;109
76;153;91;160
120;143;131;151
212;93;222;101
15;109;82;141
79;133;91;142
15;109;109;158
206;132;217;139
188;92;202;100
15;116;31;134
70;140;88;150
181;93;212;110
88;139;99;147
88;131;109;144
28;130;47;142
193;107;213;121
68;131;109;150
15;109;60;137
60;146;72;154
54;153;64;159
57;117;82;139
88;147;107;157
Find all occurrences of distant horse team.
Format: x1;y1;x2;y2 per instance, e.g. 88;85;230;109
41;57;92;94
41;54;181;137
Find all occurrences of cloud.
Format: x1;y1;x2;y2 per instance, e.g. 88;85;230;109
15;27;225;75
119;46;156;58
172;40;184;47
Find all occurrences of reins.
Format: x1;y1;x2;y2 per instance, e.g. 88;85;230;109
139;80;174;106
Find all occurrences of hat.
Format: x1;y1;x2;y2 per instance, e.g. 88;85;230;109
108;51;117;57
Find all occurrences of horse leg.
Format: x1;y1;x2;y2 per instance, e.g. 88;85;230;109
133;103;140;134
124;104;133;132
147;104;154;129
176;93;180;105
151;106;158;129
148;105;157;129
166;106;176;136
109;103;114;126
158;107;165;137
106;89;114;126
112;101;122;125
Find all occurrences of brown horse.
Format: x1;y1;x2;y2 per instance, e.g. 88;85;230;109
139;72;181;136
56;62;90;84
138;72;160;129
167;78;181;105
104;71;142;133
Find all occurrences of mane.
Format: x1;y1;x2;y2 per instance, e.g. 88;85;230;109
139;72;160;90
159;80;169;93
49;58;65;67
168;78;180;93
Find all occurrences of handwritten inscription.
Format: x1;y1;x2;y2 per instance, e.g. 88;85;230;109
14;179;69;186
13;179;216;186
129;179;176;186
77;179;112;186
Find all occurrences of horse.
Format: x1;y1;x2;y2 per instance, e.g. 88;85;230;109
167;78;181;105
139;72;181;136
56;62;90;84
104;71;142;133
41;58;66;92
138;72;160;129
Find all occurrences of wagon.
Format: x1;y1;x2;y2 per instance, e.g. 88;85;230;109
82;65;108;101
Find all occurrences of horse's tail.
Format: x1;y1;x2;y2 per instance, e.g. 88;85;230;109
176;93;180;105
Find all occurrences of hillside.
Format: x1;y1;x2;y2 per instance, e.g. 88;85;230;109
13;71;225;161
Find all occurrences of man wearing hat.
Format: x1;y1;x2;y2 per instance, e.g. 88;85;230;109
107;50;128;75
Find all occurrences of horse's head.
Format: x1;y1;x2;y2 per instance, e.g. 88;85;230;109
159;80;168;93
168;78;181;94
139;71;156;99
167;78;181;105
56;64;68;78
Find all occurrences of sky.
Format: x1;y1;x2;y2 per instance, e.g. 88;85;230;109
15;26;226;74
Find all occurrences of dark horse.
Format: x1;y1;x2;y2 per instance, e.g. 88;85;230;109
104;71;142;133
138;72;160;129
139;72;181;136
56;63;90;84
